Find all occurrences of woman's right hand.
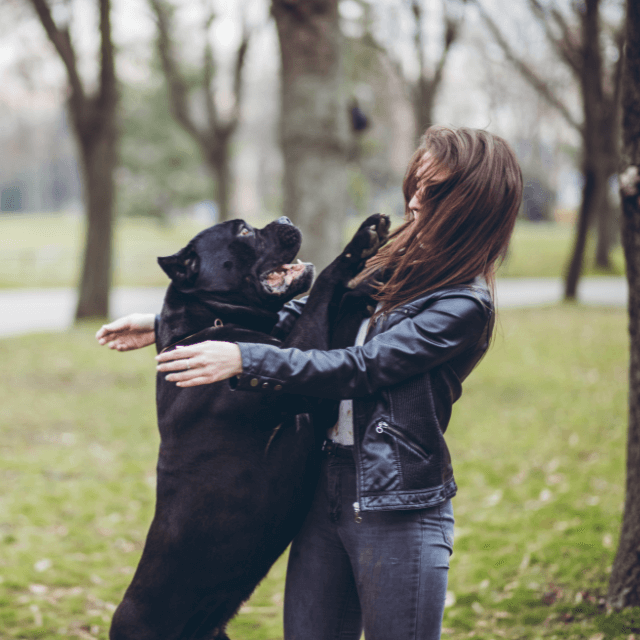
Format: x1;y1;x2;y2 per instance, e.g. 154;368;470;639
96;313;156;351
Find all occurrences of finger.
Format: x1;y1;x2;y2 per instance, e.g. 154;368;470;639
156;358;195;373
155;346;200;362
97;323;129;342
96;327;117;342
164;369;206;382
113;341;134;352
99;319;127;334
176;375;215;387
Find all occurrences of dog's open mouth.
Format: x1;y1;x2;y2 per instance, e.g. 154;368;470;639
261;259;311;295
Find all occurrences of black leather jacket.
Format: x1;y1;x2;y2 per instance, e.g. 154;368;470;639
233;279;494;514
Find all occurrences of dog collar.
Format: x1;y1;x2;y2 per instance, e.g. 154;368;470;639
197;299;280;334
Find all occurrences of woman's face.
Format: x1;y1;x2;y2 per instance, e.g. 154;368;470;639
407;192;421;223
406;152;448;224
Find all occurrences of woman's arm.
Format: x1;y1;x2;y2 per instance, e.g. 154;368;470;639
156;294;491;396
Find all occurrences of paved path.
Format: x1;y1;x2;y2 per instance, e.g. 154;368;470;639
494;276;627;308
0;278;628;338
0;287;166;337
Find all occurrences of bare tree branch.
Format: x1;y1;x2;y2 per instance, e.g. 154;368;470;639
472;0;583;134
596;23;624;157
231;19;250;124
27;0;84;100
411;0;426;80
149;0;202;142
431;13;459;95
148;0;251;220
527;0;583;77
410;0;462;136
202;2;219;131
605;22;625;116
549;6;583;73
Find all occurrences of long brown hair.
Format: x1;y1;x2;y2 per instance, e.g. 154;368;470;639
358;125;523;317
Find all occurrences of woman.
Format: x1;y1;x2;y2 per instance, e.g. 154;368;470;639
97;125;523;640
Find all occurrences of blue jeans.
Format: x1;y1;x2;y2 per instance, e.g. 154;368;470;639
284;444;454;640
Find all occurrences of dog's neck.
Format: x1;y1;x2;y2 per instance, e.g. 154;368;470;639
157;286;280;351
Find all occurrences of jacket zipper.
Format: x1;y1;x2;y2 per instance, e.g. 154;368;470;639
353;501;362;524
352;391;365;525
375;420;429;459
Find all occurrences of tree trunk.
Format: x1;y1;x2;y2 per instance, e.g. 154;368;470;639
272;0;350;272
75;114;117;319
214;158;230;223
564;0;604;300
595;105;623;269
415;77;437;142
595;190;614;269
564;160;607;298
29;0;118;321
207;131;233;223
74;0;117;320
607;0;640;610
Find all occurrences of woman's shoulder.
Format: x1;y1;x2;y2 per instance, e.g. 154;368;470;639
401;277;493;315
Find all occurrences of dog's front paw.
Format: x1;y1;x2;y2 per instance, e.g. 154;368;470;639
342;213;390;270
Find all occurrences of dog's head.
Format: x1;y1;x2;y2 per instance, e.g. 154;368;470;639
158;217;315;311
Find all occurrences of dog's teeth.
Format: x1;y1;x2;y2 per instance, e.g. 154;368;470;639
296;259;303;264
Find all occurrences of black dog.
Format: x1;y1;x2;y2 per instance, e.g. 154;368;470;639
109;214;390;640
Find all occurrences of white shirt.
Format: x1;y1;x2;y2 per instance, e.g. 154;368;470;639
326;309;377;445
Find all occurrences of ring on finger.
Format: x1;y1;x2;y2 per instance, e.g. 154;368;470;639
186;359;191;370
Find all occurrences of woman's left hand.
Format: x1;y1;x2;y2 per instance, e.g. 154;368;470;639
155;341;242;387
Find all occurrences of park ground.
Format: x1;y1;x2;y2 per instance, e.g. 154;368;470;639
0;213;636;639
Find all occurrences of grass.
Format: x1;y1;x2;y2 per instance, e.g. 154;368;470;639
0;213;205;289
0;212;626;288
497;223;625;278
442;306;630;639
0;305;632;639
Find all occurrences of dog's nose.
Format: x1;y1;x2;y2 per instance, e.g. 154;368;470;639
277;216;292;225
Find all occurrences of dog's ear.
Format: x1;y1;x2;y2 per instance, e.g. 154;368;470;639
158;245;200;289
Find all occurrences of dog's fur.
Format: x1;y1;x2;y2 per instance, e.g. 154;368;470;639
109;214;389;640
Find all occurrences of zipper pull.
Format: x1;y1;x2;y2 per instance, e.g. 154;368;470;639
353;501;362;524
375;421;388;434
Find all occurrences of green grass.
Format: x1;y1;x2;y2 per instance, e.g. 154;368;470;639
0;213;213;289
0;305;632;639
442;306;629;639
0;213;625;288
497;222;625;278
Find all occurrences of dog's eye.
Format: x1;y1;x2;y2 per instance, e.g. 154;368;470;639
238;227;253;237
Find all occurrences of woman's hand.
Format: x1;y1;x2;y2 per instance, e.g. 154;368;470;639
155;341;242;387
96;313;156;351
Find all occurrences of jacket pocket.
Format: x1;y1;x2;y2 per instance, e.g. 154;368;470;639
360;421;403;493
375;420;440;492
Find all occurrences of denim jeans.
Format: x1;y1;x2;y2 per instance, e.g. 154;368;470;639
284;444;454;640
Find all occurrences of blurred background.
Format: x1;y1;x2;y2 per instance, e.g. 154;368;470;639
0;2;635;639
0;0;626;321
